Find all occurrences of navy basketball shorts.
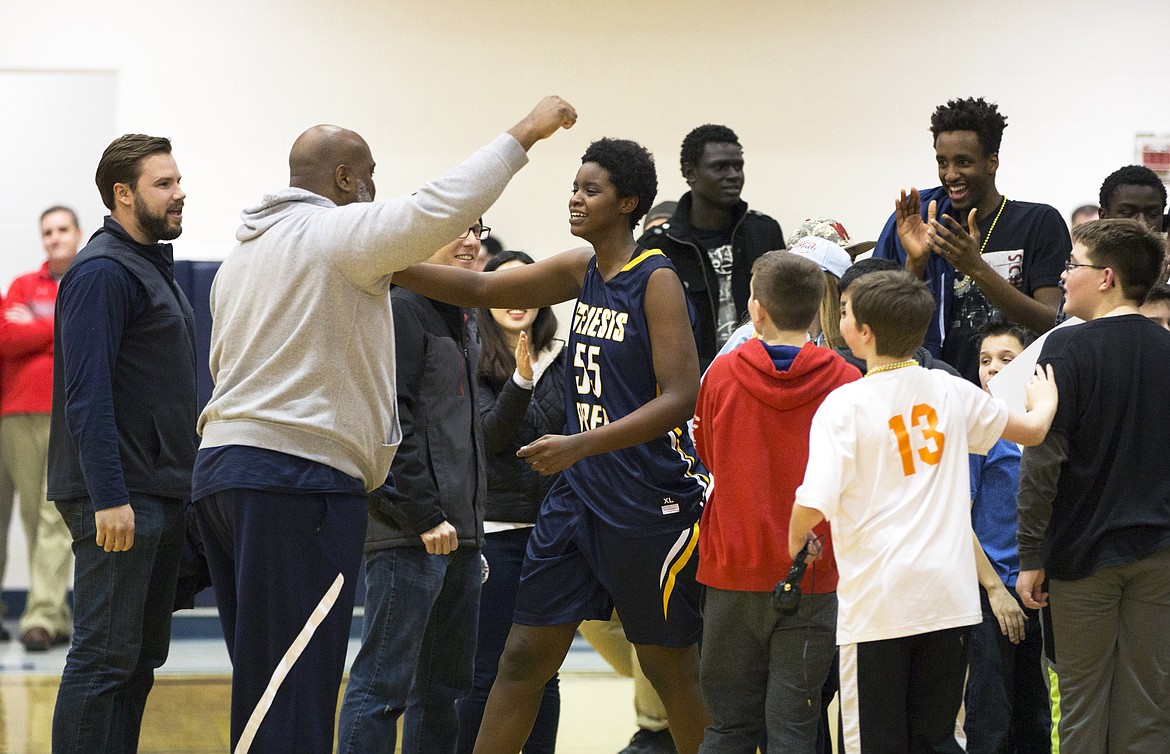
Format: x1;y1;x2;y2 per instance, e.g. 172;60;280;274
513;476;702;648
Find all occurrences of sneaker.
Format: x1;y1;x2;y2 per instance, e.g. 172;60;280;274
618;728;677;754
21;627;53;652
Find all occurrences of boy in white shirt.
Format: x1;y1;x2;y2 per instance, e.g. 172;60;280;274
788;270;1057;753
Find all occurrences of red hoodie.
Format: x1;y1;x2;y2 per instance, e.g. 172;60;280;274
694;339;860;592
0;263;58;415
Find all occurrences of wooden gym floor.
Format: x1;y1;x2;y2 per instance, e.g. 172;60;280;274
0;671;640;754
0;619;843;753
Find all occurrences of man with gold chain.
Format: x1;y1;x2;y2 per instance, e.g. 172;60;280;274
873;96;1070;383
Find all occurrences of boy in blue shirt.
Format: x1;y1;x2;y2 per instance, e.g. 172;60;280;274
965;323;1050;753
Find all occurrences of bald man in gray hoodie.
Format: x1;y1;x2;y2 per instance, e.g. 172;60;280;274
192;96;576;754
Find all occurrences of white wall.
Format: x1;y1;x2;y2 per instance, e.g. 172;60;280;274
0;0;1165;584
2;0;1166;264
0;71;116;301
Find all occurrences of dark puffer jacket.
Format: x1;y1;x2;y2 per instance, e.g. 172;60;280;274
637;191;785;368
365;288;485;551
478;345;566;524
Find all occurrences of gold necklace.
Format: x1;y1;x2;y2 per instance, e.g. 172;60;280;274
955;195;1008;294
866;359;918;376
979;195;1008;253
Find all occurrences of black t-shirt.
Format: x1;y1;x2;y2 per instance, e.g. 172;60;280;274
941;200;1069;381
1039;315;1170;579
690;227;736;347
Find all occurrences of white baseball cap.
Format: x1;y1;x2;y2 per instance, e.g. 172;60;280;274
788;236;852;279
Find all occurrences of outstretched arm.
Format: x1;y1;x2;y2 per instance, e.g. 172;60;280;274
518;267;699;474
1000;364;1058;446
393;247;592;310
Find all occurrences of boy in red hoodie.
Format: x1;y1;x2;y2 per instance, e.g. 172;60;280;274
692;250;861;752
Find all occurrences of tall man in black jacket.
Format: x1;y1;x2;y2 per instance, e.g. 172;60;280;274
48;134;196;753
638;124;784;367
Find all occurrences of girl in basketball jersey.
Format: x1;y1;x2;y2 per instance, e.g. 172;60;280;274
394;138;710;754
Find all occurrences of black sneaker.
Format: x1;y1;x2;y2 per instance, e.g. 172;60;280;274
618;728;677;754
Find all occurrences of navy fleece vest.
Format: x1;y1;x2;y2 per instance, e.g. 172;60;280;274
48;224;199;502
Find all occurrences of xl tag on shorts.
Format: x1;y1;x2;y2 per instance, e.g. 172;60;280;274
661;498;680;515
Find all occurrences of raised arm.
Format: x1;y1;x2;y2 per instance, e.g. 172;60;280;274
326;96;577;289
393;247;592;309
479;333;537;453
506;96;578;150
929;210;1060;334
517;266;699;475
894;188;938;279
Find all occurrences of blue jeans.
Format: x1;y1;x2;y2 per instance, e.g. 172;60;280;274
52;494;183;754
964;589;1050;753
457;528;559;753
338;545;483;754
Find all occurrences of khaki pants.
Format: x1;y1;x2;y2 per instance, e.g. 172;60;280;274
0;414;72;637
1049;547;1170;753
578;610;669;732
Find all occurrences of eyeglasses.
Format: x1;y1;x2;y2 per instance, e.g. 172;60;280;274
1064;261;1107;272
459;225;491;240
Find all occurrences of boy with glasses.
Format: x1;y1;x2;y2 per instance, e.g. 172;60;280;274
1017;219;1170;753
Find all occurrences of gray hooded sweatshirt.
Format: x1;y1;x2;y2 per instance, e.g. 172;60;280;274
198;133;527;491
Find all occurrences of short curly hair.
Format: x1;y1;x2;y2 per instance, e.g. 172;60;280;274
1099;165;1167;211
679;124;740;176
580;138;658;230
929;98;1007;157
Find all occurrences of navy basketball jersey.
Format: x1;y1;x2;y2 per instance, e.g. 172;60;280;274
561;250;709;536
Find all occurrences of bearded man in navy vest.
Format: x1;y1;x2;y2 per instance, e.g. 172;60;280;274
47;134;197;753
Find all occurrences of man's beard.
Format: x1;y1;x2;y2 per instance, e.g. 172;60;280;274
355;179;373;203
134;191;183;242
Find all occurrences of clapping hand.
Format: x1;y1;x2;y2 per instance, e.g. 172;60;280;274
515;331;534;381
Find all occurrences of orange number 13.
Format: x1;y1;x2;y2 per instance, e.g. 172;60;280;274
888;404;946;476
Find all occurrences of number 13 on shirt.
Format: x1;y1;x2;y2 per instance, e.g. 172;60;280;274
888;404;945;476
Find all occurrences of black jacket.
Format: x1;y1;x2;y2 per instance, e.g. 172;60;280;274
478;346;566;524
48;218;198;504
637;191;784;367
365;289;485;551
